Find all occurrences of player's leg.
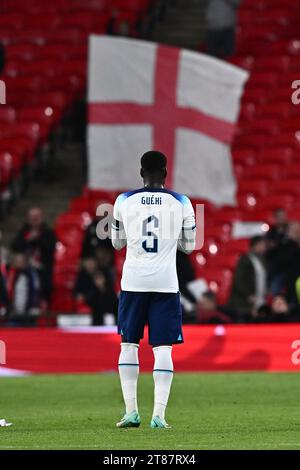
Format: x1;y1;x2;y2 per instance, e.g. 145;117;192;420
116;291;148;428
117;340;141;428
151;345;173;428
148;292;183;428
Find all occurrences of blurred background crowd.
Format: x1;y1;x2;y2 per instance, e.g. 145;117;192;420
1;204;300;326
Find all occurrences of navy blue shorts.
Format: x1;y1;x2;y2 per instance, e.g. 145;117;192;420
118;291;183;345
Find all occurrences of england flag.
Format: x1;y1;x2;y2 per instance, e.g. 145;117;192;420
87;36;248;206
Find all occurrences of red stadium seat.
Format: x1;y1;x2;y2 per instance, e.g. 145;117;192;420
242;164;282;181
0;107;17;125
275;180;300;197
0;13;25;29
45;29;85;45
56;212;92;231
259;101;297;119
209;253;239;271
18;106;55;129
247;71;278;88
258;146;294;164
232;148;256;167
222;239;250;255
238;179;269;196
261;194;295;211
22;13;61;30
6;43;38;61
240;212;272;228
112;0;151;12
233;132;269;149
254;55;291;72
285;165;300;179
228;55;255;71
69;196;91;213
62;11;99;31
268;38;300;55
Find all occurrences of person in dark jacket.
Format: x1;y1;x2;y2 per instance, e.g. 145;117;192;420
74;256;118;325
74;257;97;303
82;217;114;262
275;222;300;310
266;208;289;294
11;207;56;303
205;0;241;58
176;250;196;304
7;253;40;326
86;270;118;326
227;236;268;321
0;270;8;318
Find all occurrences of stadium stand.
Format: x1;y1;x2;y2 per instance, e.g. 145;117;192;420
51;0;300;312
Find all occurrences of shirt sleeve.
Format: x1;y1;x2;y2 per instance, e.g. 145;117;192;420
177;196;196;254
111;195;127;250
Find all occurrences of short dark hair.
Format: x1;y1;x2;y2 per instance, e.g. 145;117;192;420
202;290;216;302
273;207;286;215
141;151;167;172
249;235;265;248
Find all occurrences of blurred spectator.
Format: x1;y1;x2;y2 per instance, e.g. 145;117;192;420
0;238;8;318
267;208;288;246
74;255;118;325
0;268;8;319
276;222;300;310
82;215;114;264
197;290;232;323
107;9;131;37
205;0;240;58
7;253;40;326
74;257;97;304
266;208;289;295
227;236;268;321
177;251;196;305
11;208;56;304
256;296;299;323
86;270;118;326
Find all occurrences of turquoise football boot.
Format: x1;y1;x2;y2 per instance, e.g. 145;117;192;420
150;416;171;429
116;411;141;428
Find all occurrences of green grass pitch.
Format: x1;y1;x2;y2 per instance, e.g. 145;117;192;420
0;372;299;450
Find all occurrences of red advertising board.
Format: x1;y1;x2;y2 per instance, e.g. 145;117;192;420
0;324;299;374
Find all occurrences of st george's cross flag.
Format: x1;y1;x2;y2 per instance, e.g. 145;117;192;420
87;36;249;206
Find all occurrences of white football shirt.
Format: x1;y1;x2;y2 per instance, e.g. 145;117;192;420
112;187;196;293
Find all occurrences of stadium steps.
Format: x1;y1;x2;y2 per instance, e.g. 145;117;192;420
151;0;207;50
0;142;85;247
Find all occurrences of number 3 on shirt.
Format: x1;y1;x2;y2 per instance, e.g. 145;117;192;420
142;215;159;253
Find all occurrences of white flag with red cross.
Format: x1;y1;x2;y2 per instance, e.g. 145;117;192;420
87;36;248;206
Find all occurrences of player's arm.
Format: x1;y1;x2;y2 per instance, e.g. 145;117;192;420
177;196;196;254
111;195;127;250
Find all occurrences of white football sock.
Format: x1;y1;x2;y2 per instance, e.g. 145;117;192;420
118;343;139;414
152;346;173;420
